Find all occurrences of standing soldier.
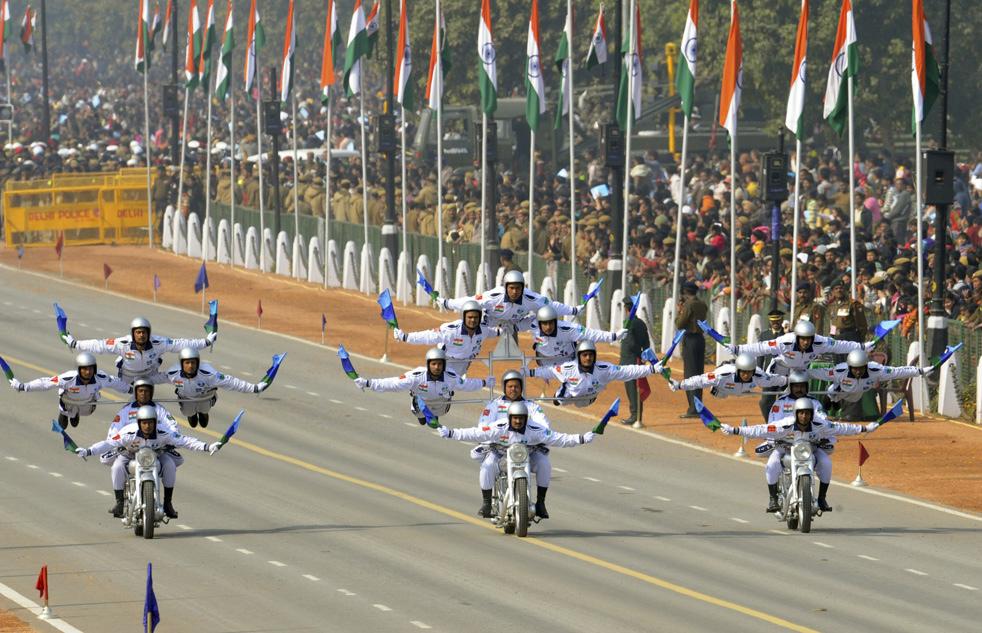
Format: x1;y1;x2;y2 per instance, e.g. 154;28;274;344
826;281;869;359
675;281;708;419
617;295;651;429
792;282;826;334
757;309;786;420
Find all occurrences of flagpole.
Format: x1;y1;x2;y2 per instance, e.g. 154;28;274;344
291;91;300;279
144;64;153;248
204;77;214;261
790;138;802;320
567;0;576;301
401;105;409;301
671;117;688;318
435;0;444;297
528;130;535;285
324;89;332;288
847;73;856;300
621;0;636;296
915;119;926;414
359;76;369;254
230;66;237;269
480;110;487;291
255;78;267;272
729;130;737;343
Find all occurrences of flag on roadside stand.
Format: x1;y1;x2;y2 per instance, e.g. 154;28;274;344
321;0;342;104
143;563;160;633
785;0;808;138
718;0;742;139
279;0;295;103
0;0;11;67
823;0;857;137
215;0;235;100
615;0;642;131
343;0;369;97
135;0;152;72
243;0;264;96
858;441;869;467
153;273;161;291
585;4;607;69
321;312;327;335
54;232;64;258
524;0;546;131
35;565;48;601
676;0;697;118
103;263;113;281
477;0;496;115
16;244;24;259
553;6;571;130
194;263;209;293
911;0;940;132
185;0;201;89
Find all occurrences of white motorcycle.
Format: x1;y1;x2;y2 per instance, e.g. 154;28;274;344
122;447;166;539
491;443;536;537
777;438;821;533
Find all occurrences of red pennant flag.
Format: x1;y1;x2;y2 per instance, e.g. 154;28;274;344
858;441;870;467
637;377;651;402
54;232;64;258
256;300;263;318
103;263;113;280
35;565;48;601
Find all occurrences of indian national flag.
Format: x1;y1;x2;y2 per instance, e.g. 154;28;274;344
676;0;697;118
393;0;414;110
243;0;264;96
184;0;201;89
823;0;857;137
279;0;296;103
477;0;496;115
343;0;369;97
912;0;940;132
135;0;151;73
199;0;216;89
553;7;571;130
718;0;742;139
215;0;234;101
19;4;34;54
321;0;342;104
784;0;808;139
525;0;545;131
425;8;448;110
0;0;11;66
149;1;162;52
584;4;607;69
615;1;642;131
162;0;173;51
366;2;380;58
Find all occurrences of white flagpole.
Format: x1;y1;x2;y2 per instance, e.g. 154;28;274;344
480;110;487;290
567;0;576;301
847;73;856;299
915;119;926;414
435;0;444;295
790;138;802;320
291;91;301;279
401;105;409;300
255;80;267;272
229;70;237;269
729;134;737;342
528;130;535;285
671;118;688;317
621;0;636;295
144;67;153;248
359;75;369;252
177;90;190;226
324;89;333;288
204;77;214;261
4;69;11;141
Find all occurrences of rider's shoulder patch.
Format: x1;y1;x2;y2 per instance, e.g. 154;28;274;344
766;425;776;432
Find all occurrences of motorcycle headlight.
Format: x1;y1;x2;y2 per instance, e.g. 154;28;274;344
136;447;157;468
792;443;812;462
507;444;529;464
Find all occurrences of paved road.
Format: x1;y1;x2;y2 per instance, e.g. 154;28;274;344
1;265;980;633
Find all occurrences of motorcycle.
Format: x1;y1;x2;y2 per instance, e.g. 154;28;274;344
122;447;166;539
491;443;536;537
776;438;821;533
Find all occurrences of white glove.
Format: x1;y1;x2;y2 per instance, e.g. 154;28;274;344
208;442;222;455
864;341;876;351
75;447;90;459
393;328;406;341
354;377;369;390
206;331;218;345
9;378;24;391
919;366;935;376
668;379;680;392
483;376;496;390
254;381;269;393
865;422;880;433
649;361;664;375
614;328;629;341
582;432;596;444
574;303;587;316
63;333;77;348
437;426;451;438
720;424;735;435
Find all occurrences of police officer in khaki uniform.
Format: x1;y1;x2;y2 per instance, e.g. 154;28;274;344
826;281;868;361
792;281;827;334
757;309;786;420
675;281;709;418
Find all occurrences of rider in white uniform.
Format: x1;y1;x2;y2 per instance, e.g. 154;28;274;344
9;352;131;428
441;270;580;327
392;301;500;375
530;340;661;407
516;305;627;368
434;401;596;518
817;350;930;419
161;348;268;428
670;353;788;398
732;320;869;375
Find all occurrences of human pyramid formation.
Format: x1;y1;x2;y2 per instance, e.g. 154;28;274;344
2;306;284;520
346;271;959;519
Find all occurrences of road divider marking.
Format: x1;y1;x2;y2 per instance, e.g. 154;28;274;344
730;517;749;524
236;548;254;555
78;322;89;328
71;481;86;487
769;529;791;535
96;490;111;496
284;384;298;390
31;308;41;314
553;467;567;473
302;574;319;581
410;622;432;630
380;414;392;419
905;568;928;576
857;555;878;561
49;472;63;478
27;464;39;469
812;542;834;549
205;536;223;542
618;486;636;491
337;589;356;596
177;524;192;530
953;583;978;591
268;561;287;567
355;406;368;412
329;399;343;404
403;422;417;428
688;505;707;512
373;604;392;612
654;495;671;501
306;391;318;397
5;456;18;461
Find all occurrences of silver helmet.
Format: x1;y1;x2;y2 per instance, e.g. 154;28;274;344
846;349;869;368
136;405;157;421
507;401;529;417
425;347;447;362
793;397;815;412
130;317;151;332
460;300;482;320
503;270;525;286
178;348;201;361
793;320;816;338
576;340;597;354
501;370;524;390
536;305;558;323
132;379;154;391
735;353;757;372
75;352;97;369
788;370;810;385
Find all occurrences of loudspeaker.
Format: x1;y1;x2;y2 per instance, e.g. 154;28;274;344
484;120;498;163
602;124;624;169
263;100;282;136
377;114;396;153
162;84;180;118
762;151;789;202
0;103;12;123
922;150;954;205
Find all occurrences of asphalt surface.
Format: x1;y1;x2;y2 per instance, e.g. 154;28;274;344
1;264;981;633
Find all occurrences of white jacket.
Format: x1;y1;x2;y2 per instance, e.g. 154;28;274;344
517;317;618;365
444;287;577;324
733;415;867;442
736;333;867;371
108;401;179;437
478;396;551;429
816;362;922;403
767;395;826;425
20;370;130;406
535;361;656;407
164;362;258;400
679;365;788;398
366;367;487;414
401;320;499;362
75;334;211;379
444;420;588;448
87;421;209;457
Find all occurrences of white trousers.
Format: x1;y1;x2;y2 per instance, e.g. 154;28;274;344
179;393;217;416
110;452;179;490
479;451;551;490
58;399;97;417
765;448;832;485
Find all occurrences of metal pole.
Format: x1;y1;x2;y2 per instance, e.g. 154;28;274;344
256;76;267;271
39;0;50;142
929;0;952;358
290;92;300;278
144;66;153;248
204;74;214;260
528;129;535;285
177;90;190;225
790;138;802;321
171;0;180;165
915;120;926;414
671;118;688;325
608;0;623;299
620;0;635;296
324;90;332;288
435;0;444;295
382;0;398;256
567;0;576;301
229;64;236;268
269;67;282;241
847;73;856;299
480;110;487;289
729;127;737;344
359;78;369;251
401;105;408;297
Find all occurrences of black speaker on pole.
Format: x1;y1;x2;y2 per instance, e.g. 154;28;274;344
922;150;954;205
263;100;282;136
602;124;624;169
162;84;180;118
377;114;397;153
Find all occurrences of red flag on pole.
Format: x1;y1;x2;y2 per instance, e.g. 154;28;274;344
54;232;64;258
35;565;48;601
103;263;113;280
858;441;870;467
256;300;263;318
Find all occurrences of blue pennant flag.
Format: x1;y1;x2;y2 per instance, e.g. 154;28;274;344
581;277;606;304
663;330;685;362
0;356;13;382
262;353;286;384
592;398;620;435
143;562;160;633
697;320;730;346
16;244;24;259
219;410;245;446
415;396;440;428
337;345;359;379
931;342;963;371
877;400;904;426
377;289;399;329
693;397;722;432
204;300;219;334
871;319;901;344
53;303;68;336
622;292;642;328
194;263;209;293
416;269;439;301
640;348;658;365
50;420;80;452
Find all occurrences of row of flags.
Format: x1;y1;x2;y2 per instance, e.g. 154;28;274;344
0;0;37;60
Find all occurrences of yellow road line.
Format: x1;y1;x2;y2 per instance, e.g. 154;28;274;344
3;357;818;632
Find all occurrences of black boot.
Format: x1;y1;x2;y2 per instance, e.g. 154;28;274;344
198;413;209;429
817;482;832;512
478;489;493;518
535;486;550;519
108;490;124;518
163;487;179;519
187;414;198;428
70;415;80;427
58;414;69;430
766;483;780;513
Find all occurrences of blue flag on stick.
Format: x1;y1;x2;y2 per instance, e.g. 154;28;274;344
153;273;161;291
262;353;286;384
204;300;219;334
377;289;399;329
219;410;245;446
697;320;730;346
337;345;358;379
53;303;68;336
416;269;439;301
592;398;620;435
143;562;160;633
415;396;440;428
581;277;605;304
871;319;901;345
0;356;14;381
622;292;642;328
930;342;963;371
194;263;209;293
877;400;904;426
50;420;79;452
693;397;722;432
321;313;327;335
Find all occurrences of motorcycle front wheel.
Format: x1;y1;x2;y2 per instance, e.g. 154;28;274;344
515;483;529;538
799;475;812;533
142;481;156;540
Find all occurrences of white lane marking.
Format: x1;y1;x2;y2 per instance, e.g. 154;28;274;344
206;536;223;542
221;365;232;370
355;406;368;412
31;308;41;314
49;472;63;478
410;622;432;630
337;589;356;596
241;371;253;377
302;574;320;581
27;464;39;469
769;529;792;536
905;568;929;576
953;583;979;591
5;456;18;461
268;561;287;567
618;486;636;491
96;490;111;496
93;328;106;333
380;414;392;419
857;554;879;561
284;384;298;390
553;467;567;473
177;524;193;531
71;481;86;487
236;548;254;555
306;391;318;397
1;301;9;306
730;517;749;524
373;604;392;612
813;542;834;549
78;322;89;327
583;477;601;483
403;422;417;428
329;399;343;404
688;505;708;512
0;580;87;633
654;495;671;502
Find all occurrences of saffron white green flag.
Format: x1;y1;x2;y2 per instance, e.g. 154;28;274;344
135;0;152;73
676;0;697;118
243;0;265;97
718;0;742;139
911;0;940;132
321;0;342;104
585;4;607;69
615;2;642;131
425;8;450;110
553;7;570;130
343;0;369;97
184;0;201;90
199;0;216;88
215;0;234;100
393;0;414;110
784;0;808;139
279;0;295;103
477;0;496;115
525;0;545;131
823;0;857;137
